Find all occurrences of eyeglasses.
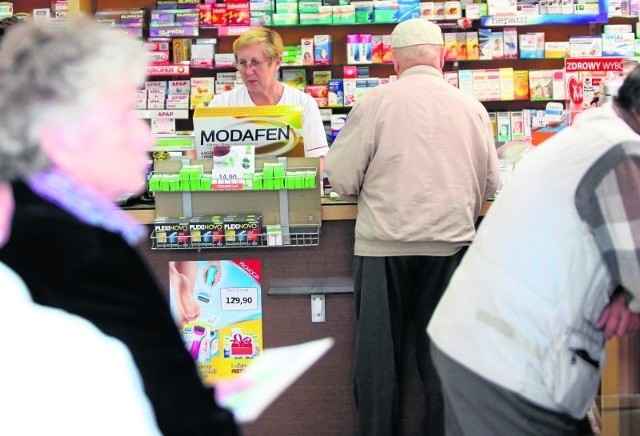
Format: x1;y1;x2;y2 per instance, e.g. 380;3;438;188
235;59;266;71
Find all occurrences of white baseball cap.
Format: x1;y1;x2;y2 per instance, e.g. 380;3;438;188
391;18;444;48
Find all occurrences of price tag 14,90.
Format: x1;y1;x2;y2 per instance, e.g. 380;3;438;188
220;287;259;311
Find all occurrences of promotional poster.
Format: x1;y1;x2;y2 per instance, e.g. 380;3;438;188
169;259;263;383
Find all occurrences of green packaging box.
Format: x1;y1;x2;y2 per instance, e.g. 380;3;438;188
159;176;170;191
201;176;212;191
167;175;180;191
262;163;275;178
374;8;397;22
299;1;322;13
274;176;285;190
275;2;298;13
264;177;275;190
272;12;299;25
305;170;317;188
250;0;273;10
253;172;264;190
300;12;333;25
149;175;162;191
333;10;356;24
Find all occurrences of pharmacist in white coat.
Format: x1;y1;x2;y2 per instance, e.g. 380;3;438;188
208;28;329;160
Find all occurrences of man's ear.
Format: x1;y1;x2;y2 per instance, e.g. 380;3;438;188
391;50;400;75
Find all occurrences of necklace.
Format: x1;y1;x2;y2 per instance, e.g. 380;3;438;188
249;84;283;106
271;84;283;105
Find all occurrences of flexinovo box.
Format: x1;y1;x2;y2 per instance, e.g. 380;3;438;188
222;213;263;247
189;215;225;248
153;217;191;248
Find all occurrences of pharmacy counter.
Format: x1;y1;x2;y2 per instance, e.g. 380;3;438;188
129;200;636;435
133;200;365;435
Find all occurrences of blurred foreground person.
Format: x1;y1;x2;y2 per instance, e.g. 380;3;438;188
0;183;160;435
0;16;239;436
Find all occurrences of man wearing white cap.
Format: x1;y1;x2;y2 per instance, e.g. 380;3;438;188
325;18;499;436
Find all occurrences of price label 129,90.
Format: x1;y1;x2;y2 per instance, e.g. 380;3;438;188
220;287;259;311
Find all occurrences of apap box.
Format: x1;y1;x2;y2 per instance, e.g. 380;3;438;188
193;105;305;160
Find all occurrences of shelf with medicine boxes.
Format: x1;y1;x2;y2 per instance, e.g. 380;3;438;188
77;1;627;143
150;156;323;250
140;20;597;144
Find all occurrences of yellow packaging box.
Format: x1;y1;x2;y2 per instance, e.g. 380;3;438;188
193;105;304;159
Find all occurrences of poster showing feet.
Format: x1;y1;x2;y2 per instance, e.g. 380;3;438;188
169;259;263;383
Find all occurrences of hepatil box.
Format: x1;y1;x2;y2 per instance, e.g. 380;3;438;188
529;69;553;101
503;27;518;59
281;68;307;90
444;33;458;61
193;105;305;159
305;84;329;107
497;111;511;142
472;69;487;101
485;68;501;101
190;77;214;108
328;79;344;107
519;33;538;59
491;31;504;59
478;28;492;60
545;41;570;58
466;31;479;60
314;35;333;65
488;112;498;141
602;33;635;57
510;111;525;140
552;69;565;100
499;67;514;101
191;39;216;68
569;36;602;57
513;70;530;100
371;34;384;63
457;69;473;95
301;37;314;65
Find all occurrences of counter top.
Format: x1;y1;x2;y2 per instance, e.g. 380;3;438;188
125;198;492;224
125;197;359;224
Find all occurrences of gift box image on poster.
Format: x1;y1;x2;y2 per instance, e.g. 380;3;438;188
169;259;263;383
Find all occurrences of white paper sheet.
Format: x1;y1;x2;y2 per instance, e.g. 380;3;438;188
218;337;335;423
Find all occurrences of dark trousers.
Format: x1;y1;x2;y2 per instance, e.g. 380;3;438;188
353;253;465;436
431;343;594;436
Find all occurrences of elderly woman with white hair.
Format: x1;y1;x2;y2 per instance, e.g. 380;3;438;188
0;16;238;436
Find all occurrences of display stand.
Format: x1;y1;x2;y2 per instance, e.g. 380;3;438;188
151;156;322;249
